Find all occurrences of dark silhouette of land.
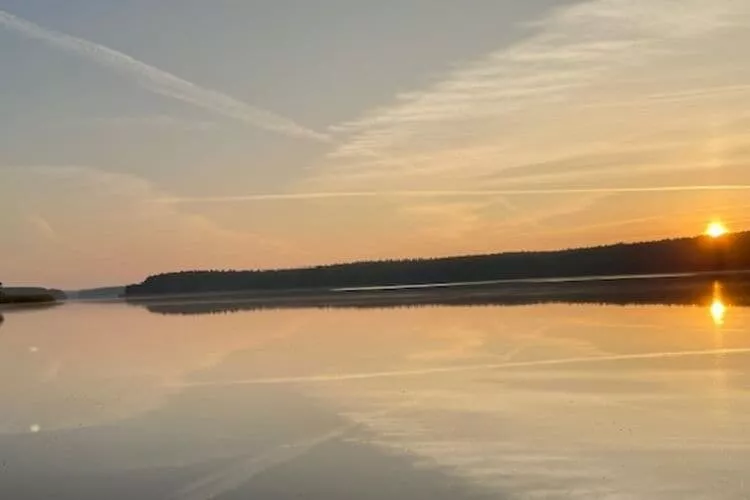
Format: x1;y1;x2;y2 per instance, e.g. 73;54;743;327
130;274;749;315
0;283;65;306
126;232;750;298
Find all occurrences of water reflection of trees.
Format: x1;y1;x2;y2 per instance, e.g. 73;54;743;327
130;274;750;316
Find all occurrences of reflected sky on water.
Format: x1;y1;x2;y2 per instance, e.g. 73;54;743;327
1;289;750;499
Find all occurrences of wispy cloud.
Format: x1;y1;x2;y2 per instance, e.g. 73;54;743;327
0;9;328;142
155;184;750;205
25;213;58;241
0;165;300;286
309;0;745;190
171;426;353;500
279;0;750;250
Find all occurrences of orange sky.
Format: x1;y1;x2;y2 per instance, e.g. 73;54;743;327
2;0;750;288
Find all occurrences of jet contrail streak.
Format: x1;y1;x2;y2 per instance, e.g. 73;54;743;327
176;347;750;387
171;426;353;500
156;184;750;204
170;402;416;500
0;9;328;142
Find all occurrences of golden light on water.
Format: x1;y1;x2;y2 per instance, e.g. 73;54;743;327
710;300;727;326
705;222;729;238
710;282;728;326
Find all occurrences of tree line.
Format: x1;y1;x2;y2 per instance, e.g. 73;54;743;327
125;232;750;297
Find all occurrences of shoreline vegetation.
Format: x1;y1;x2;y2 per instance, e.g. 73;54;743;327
0;286;66;307
126;272;750;315
125;232;750;300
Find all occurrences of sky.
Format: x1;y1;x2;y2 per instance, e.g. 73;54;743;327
2;0;750;289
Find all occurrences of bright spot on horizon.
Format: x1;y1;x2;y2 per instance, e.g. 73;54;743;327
29;424;41;433
705;222;729;238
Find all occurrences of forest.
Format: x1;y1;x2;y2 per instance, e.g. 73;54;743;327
125;232;750;297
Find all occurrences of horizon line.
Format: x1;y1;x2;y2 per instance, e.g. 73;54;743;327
121;232;746;282
25;229;748;291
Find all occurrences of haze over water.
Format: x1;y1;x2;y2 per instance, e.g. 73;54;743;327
2;297;749;499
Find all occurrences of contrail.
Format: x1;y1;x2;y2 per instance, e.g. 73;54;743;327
0;9;328;142
170;400;418;500
171;426;353;500
155;184;750;204
175;347;750;387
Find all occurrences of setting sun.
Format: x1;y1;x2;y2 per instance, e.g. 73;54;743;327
705;222;729;239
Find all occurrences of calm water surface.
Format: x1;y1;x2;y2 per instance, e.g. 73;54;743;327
1;299;749;499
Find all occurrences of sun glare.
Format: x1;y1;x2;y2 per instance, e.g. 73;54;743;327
705;222;728;238
711;299;727;326
710;282;728;326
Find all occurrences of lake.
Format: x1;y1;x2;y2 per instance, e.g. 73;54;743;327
1;296;749;499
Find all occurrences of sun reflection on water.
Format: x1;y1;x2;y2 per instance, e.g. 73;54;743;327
710;282;728;326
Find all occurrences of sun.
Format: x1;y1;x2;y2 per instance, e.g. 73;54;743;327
705;222;728;238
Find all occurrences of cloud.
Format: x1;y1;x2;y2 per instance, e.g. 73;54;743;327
0;9;328;142
154;184;750;205
270;0;750;251
170;426;353;500
25;213;58;241
0;166;297;287
308;0;747;191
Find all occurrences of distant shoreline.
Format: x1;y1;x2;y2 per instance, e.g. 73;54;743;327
124;271;750;315
0;296;59;306
125;232;750;300
0;287;66;308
